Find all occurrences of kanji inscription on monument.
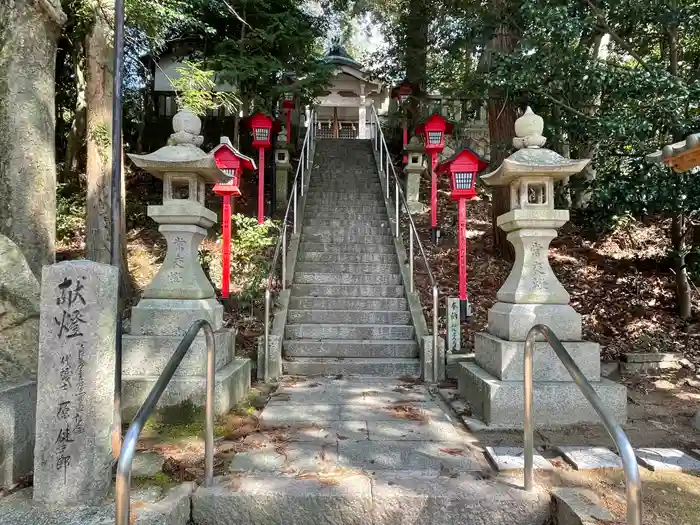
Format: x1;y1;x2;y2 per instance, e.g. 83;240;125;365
33;261;118;505
447;297;461;354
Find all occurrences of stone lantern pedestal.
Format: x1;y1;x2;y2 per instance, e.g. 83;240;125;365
123;110;250;422
458;108;626;428
403;137;427;214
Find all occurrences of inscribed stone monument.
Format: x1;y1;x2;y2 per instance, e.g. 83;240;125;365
458;107;627;427
33;260;117;504
446;297;461;354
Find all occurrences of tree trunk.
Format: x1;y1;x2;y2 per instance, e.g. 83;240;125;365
62;44;87;183
85;5;113;264
671;212;692;319
404;0;429;92
0;0;65;278
485;25;518;261
85;2;134;301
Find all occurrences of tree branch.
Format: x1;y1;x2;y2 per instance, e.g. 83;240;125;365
584;0;654;73
533;90;597;120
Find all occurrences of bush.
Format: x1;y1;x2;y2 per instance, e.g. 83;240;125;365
56;183;86;243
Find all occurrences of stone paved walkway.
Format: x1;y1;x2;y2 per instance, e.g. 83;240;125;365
233;375;485;476
192;376;550;525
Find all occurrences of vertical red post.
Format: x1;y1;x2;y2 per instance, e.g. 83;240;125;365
458;198;467;302
430;153;439;243
285;110;292;145
221;195;232;298
257;147;265;224
402;121;408;164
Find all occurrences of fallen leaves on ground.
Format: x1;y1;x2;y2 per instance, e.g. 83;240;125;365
388;404;429;423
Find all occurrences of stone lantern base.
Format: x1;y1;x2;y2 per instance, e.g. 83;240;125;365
121;301;251;423
457;328;627;428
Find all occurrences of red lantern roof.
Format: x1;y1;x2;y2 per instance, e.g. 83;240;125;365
416;113;453;153
436;147;488;201
210;137;256;197
390;80;421;100
416;113;454;136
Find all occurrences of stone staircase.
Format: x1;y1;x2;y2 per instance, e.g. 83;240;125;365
283;139;421;377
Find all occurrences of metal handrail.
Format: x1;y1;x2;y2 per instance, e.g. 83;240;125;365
523;324;642;525
115;319;216;525
262;109;316;382
369;105;440;381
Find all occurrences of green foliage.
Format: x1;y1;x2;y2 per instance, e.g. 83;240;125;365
56;184;86;243
229;213;279;306
170;60;239;116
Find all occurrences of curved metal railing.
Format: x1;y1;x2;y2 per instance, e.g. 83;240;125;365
114;319;216;525
262;110;316;382
369;105;440;381
523;324;642;525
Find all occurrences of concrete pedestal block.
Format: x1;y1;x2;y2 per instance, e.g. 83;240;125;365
458;362;626;428
474;332;600;381
421;335;445;382
0;381;36;486
122;358;251;423
123;329;234;377
130;298;223;336
257;335;282;381
487;302;581;342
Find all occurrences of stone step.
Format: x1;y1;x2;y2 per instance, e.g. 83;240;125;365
285;324;415;340
295;262;399;274
294;273;401;285
290;284;405;298
302;226;390;237
305;205;385;214
192;473;549;525
289;296;407;310
304;218;390;228
297;251;398;263
301;233;393;244
303;214;389;223
299;243;396;254
283;357;421;376
288;309;412;325
306;191;382;199
283;339;419;358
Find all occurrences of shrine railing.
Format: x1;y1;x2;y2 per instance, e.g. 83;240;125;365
523;324;642;525
114;319;216;525
261;109;316;382
369;104;440;381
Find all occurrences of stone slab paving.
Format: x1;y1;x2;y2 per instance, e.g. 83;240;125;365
485;447;554;471
635;448;700;472
556;446;624;470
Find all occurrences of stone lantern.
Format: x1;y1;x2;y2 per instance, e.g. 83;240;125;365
122;109;250;421
457;107;626;428
275;129;292;210
403;136;427;214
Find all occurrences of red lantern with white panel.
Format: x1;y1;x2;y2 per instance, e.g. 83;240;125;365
211;138;256;298
248;112;275;224
437;148;488;320
417;113;453;243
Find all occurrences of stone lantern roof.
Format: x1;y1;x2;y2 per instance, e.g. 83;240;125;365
128;109;224;184
481;107;589;186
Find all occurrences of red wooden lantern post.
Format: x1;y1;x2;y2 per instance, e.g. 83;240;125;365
417;113;453;244
211;138;256;298
249;112;274;224
391;81;414;164
437;148;488;320
282;93;295;145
